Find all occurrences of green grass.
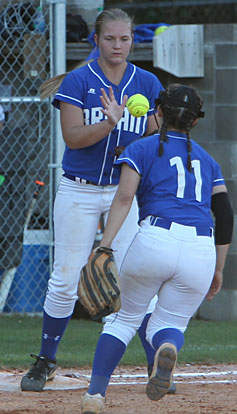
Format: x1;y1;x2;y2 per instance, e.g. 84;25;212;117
1;315;237;369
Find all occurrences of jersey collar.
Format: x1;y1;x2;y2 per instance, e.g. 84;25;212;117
165;131;187;140
91;59;134;90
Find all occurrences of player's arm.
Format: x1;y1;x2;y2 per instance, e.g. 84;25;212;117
100;163;140;248
60;86;127;149
206;184;234;301
60;102;114;149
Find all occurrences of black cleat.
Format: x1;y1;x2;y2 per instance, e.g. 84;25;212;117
146;343;177;401
20;354;57;392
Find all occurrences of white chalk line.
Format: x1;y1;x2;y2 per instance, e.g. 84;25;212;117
109;379;237;386
79;371;237;379
0;370;236;391
74;370;237;385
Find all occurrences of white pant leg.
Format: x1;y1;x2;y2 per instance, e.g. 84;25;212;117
103;197;157;324
45;178;105;318
103;229;167;345
146;228;216;344
104;197;139;272
103;219;216;347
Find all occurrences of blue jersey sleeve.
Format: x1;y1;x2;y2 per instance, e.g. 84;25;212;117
145;72;164;117
212;161;225;187
52;68;87;109
115;135;156;175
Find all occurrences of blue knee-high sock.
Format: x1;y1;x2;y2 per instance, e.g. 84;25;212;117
152;328;184;352
88;333;126;396
39;310;71;361
138;313;155;368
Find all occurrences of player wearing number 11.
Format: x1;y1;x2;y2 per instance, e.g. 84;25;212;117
81;84;234;412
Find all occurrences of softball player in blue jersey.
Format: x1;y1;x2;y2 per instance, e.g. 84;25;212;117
20;8;164;392
81;84;233;413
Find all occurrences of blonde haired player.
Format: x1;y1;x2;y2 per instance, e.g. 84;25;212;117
20;8;167;392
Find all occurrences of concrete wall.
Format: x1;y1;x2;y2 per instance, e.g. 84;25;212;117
161;24;237;320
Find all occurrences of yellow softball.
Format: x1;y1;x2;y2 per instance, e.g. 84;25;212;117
154;25;170;36
126;94;150;117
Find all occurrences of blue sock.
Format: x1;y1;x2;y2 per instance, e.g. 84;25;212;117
138;313;155;368
39;310;71;361
88;334;126;396
152;328;184;352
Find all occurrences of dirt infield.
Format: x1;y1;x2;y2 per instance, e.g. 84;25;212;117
0;364;236;414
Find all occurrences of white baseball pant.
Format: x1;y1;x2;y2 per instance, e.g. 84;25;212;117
102;217;216;347
44;177;140;318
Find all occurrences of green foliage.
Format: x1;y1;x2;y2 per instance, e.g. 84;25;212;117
178;319;237;364
0;315;237;369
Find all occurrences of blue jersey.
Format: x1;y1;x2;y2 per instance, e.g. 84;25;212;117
52;59;163;185
115;131;225;228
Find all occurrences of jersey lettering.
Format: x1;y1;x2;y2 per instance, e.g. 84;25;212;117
117;108;129;131
129;113;135;132
84;107;146;133
170;156;202;202
191;159;202;202
84;108;104;125
91;107;104;124
170;156;185;198
135;116;142;134
84;108;90;125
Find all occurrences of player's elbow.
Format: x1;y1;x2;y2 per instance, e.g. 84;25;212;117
116;190;134;207
62;130;86;149
211;192;234;245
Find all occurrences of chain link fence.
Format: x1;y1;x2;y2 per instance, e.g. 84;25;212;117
0;0;52;313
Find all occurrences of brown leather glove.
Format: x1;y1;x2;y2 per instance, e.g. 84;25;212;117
78;247;121;320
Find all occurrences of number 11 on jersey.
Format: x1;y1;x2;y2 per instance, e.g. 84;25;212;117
170;156;202;202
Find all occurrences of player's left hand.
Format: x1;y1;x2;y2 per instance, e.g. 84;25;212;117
100;86;127;126
206;270;223;301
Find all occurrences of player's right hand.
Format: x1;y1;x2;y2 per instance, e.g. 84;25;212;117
206;270;223;301
100;86;127;126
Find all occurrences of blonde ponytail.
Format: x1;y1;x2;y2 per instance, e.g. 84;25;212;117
39;59;94;100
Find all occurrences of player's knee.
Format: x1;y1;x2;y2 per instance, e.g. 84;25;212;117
103;320;137;346
44;290;77;318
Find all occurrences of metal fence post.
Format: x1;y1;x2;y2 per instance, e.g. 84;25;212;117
50;0;66;193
